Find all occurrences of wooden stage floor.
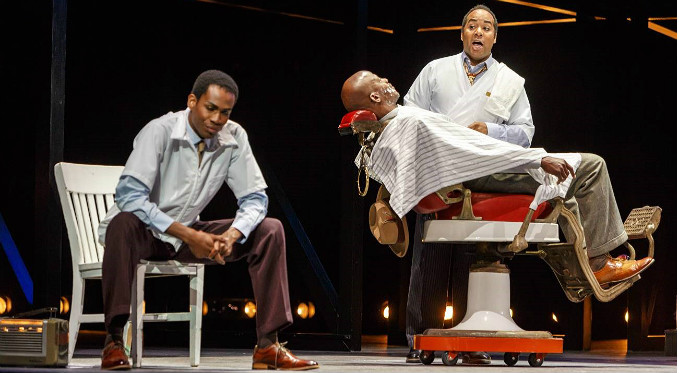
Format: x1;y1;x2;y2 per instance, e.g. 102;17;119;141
0;341;675;373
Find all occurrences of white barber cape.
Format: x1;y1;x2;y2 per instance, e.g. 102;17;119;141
365;106;581;218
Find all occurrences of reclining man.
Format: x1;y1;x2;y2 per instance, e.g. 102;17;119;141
97;70;318;371
340;69;654;314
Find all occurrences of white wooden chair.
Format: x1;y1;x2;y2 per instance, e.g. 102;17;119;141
54;162;204;367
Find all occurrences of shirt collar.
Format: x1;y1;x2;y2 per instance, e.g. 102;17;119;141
380;105;400;124
462;52;494;73
169;108;238;149
185;117;206;146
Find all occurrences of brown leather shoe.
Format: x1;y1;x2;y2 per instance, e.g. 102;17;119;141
101;340;130;370
252;342;319;370
461;351;491;365
593;256;654;285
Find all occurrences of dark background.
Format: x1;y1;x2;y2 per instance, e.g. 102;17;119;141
0;0;676;351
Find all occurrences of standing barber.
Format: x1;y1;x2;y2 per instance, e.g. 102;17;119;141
403;4;531;364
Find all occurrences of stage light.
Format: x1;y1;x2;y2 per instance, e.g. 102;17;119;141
244;301;256;318
296;302;315;319
0;296;11;315
510;308;513;318
380;301;390;319
307;302;315;319
625;310;629;323
552;313;558;322
59;296;70;314
495;0;576;16
444;305;453;321
297;303;309;319
202;301;208;316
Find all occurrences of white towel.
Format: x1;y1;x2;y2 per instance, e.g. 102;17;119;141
526;153;582;210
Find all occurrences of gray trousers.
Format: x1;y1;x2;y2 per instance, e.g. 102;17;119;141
406;153;627;344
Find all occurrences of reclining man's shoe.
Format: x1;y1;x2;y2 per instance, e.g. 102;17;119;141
405;348;421;363
461;351;491;365
252;342;319;370
101;340;131;370
593;256;654;285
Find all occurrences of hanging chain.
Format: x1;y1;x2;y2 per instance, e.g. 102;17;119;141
356;132;377;197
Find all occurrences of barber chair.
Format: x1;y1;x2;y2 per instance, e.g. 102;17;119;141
339;110;661;367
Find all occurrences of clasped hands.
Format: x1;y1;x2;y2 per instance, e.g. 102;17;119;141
187;227;243;265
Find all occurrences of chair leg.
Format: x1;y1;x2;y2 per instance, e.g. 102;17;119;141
189;265;204;367
122;320;132;354
131;264;146;368
68;277;85;363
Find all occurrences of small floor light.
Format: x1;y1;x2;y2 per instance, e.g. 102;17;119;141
60;296;70;314
444;305;454;321
381;301;390;320
244;301;257;318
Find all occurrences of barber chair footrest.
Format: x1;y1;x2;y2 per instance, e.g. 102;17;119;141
539;243;642;303
539;243;594;302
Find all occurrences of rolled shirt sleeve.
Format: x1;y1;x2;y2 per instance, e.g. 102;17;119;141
231;190;268;243
115;175;175;232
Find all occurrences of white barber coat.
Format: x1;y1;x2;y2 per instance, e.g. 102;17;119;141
404;53;534;147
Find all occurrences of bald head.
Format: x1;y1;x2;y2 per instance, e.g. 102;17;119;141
341;70;400;118
341;70;374;112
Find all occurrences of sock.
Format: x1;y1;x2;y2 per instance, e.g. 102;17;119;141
588;253;611;272
258;332;278;348
105;314;129;345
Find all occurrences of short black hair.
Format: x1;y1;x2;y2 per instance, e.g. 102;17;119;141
461;4;498;34
191;70;239;102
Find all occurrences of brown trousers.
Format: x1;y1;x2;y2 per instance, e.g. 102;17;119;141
102;212;293;340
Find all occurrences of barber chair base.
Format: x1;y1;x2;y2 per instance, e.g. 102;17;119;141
413;331;563;367
454;270;523;331
412;266;563;366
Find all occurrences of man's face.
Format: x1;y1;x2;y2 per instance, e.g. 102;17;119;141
461;9;497;65
187;84;236;139
365;72;400;105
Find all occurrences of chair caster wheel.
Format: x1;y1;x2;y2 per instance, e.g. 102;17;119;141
419;350;435;365
528;353;544;367
504;352;519;366
442;351;458;366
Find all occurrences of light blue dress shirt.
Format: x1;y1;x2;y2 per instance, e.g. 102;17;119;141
106;109;268;247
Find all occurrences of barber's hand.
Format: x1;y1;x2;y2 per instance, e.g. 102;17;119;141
540;156;576;184
186;230;226;265
467;121;488;135
212;227;243;259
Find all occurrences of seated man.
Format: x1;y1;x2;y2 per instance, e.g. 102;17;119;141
97;70;318;371
340;70;653;286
